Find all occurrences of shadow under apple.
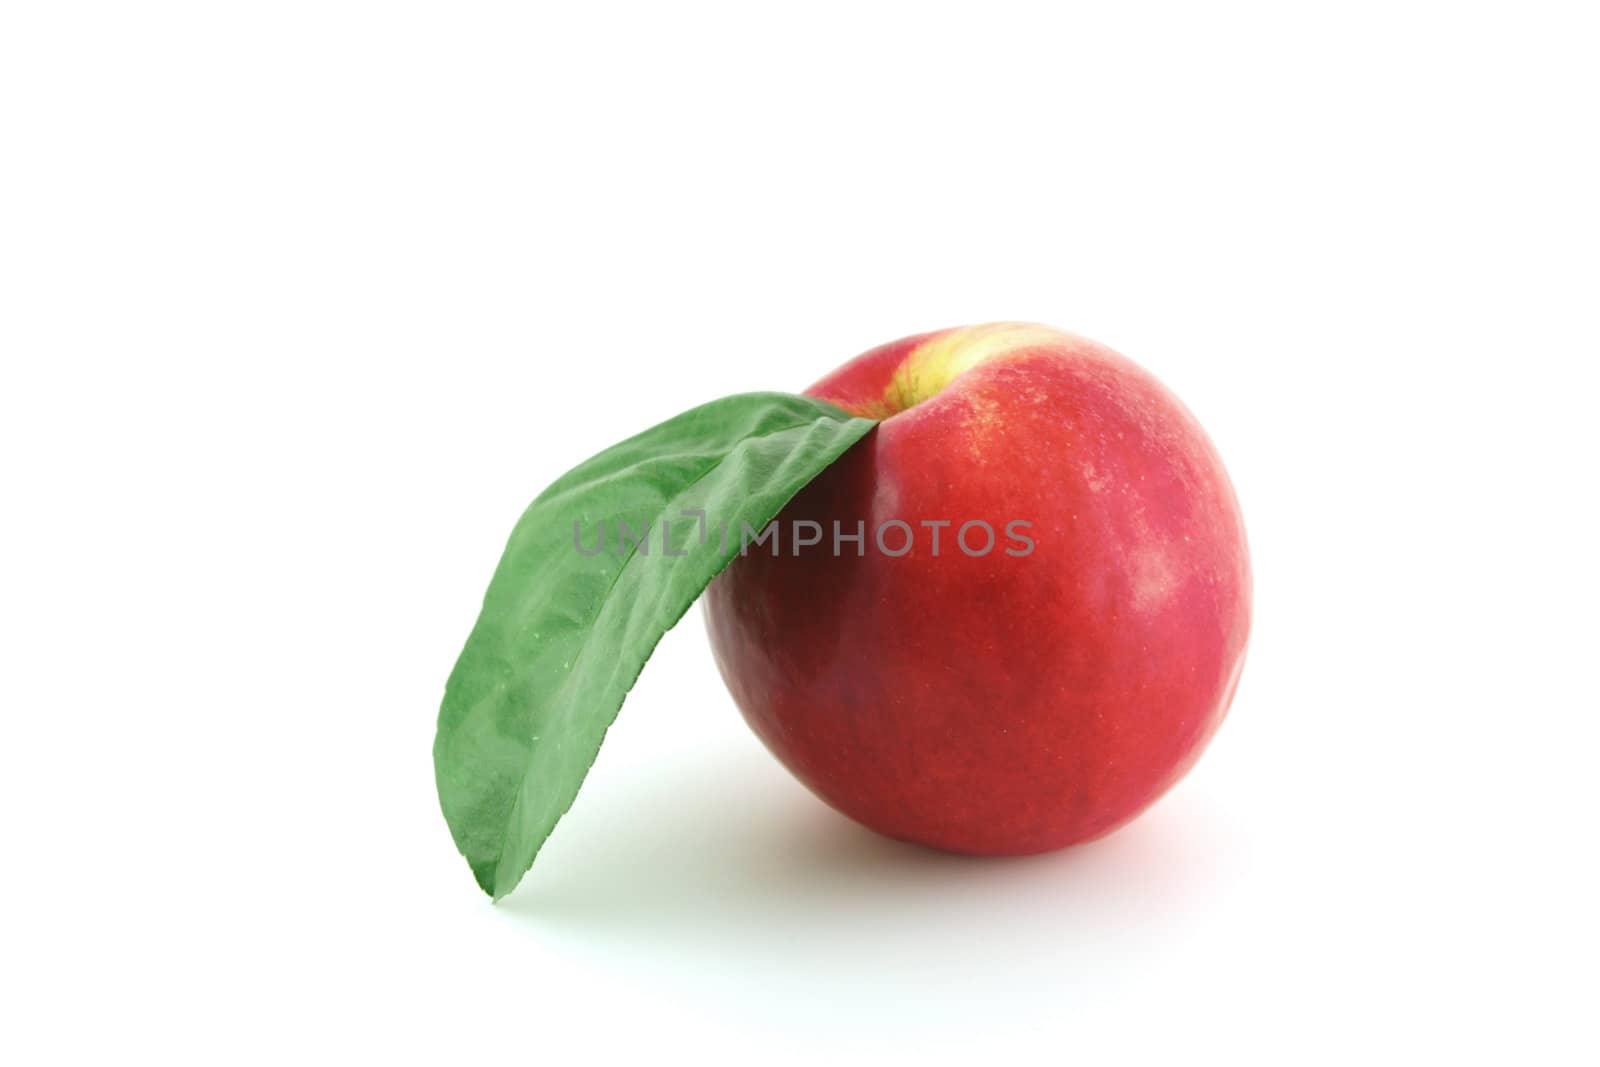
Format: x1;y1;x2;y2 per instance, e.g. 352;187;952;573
493;739;1233;1023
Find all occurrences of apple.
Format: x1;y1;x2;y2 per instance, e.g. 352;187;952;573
703;323;1251;854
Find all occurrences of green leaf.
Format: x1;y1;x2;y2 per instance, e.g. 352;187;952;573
434;392;878;899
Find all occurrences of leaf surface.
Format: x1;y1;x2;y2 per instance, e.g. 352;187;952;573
434;393;876;899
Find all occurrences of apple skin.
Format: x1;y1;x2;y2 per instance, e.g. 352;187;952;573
704;324;1251;855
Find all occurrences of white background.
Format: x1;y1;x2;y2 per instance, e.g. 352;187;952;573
4;2;1597;1062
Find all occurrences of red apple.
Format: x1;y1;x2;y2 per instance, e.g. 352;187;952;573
704;323;1251;854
